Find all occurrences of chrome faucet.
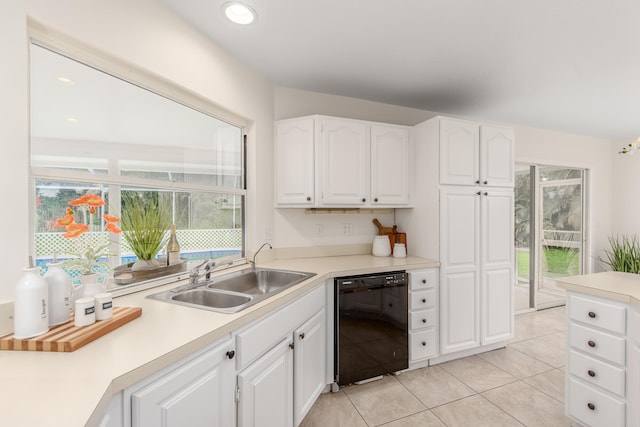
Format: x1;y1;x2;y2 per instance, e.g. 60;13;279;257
251;243;272;269
172;260;215;292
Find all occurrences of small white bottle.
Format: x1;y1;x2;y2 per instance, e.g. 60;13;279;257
14;266;49;339
44;262;72;326
166;224;181;266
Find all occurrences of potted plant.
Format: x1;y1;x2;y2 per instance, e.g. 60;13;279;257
597;235;640;273
120;192;172;271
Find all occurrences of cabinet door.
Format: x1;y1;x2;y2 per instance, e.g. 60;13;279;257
238;338;294;427
480;125;514;187
275;118;315;205
370;125;409;205
439;187;480;353
320;118;369;205
480;190;514;344
293;310;326;426
439;118;480;186
131;340;235;427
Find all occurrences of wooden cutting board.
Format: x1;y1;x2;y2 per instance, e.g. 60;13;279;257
0;306;141;352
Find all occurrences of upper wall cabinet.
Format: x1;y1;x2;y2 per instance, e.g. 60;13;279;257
275;115;411;208
439;117;514;187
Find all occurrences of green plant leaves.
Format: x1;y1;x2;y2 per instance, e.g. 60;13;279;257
598;235;640;274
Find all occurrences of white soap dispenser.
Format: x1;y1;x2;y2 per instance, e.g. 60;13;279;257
14;260;49;339
44;257;72;327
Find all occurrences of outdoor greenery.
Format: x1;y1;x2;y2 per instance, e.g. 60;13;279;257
597;235;640;274
517;247;580;278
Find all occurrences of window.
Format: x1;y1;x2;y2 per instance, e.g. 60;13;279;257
30;44;246;286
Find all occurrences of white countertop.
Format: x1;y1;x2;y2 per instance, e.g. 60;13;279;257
557;271;640;306
0;254;437;427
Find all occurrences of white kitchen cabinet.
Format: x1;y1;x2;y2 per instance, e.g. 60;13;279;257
275;118;315;206
238;337;294;427
320;118;369;205
370;124;410;205
438;185;513;354
274;115;411;207
128;337;236;427
293;310;326;426
408;268;439;366
439;117;514;187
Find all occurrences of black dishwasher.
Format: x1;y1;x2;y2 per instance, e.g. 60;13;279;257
334;271;408;386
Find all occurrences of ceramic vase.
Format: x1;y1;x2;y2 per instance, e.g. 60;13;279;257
14;267;49;339
74;273;106;301
44;262;72;326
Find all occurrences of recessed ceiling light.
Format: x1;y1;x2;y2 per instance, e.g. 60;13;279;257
222;2;257;25
66;117;79;123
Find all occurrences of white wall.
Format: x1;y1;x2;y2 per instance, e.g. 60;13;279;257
0;0;275;301
611;141;640;236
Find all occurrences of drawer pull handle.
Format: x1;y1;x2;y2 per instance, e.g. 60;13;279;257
422;279;427;284
588;340;596;348
587;370;596;378
422;318;427;323
588;311;597;319
422;341;427;346
226;350;236;360
421;298;427;303
587;402;596;411
299;333;305;340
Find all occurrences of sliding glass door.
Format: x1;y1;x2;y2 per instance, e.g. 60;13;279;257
514;164;586;312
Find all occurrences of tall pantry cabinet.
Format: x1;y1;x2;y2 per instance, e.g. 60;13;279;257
398;116;515;359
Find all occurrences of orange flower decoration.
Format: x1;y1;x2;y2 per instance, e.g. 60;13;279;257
106;222;122;234
63;222;89;238
56;215;75;227
103;214;120;223
69;194;106;207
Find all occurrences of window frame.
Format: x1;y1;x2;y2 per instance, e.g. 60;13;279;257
28;22;249;295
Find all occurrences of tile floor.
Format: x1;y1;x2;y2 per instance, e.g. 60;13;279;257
301;306;569;427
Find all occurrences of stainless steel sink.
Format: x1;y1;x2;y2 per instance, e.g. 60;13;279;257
147;267;316;313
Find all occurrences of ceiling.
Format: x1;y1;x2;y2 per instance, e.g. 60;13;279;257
162;0;640;141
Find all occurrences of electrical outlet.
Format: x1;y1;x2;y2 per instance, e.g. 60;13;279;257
264;226;273;240
315;224;324;236
343;223;353;236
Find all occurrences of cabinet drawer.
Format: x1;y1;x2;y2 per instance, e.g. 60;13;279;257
409;269;438;290
569;294;626;334
410;329;437;361
631;308;640;348
569;349;625;397
410;288;436;310
236;285;325;370
410;308;437;330
568;377;625;427
569;322;626;366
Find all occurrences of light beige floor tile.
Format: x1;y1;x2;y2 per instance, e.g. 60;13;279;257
299;391;367;427
509;310;565;343
342;375;426;426
508;332;565;368
396;365;475;408
439;355;517;392
431;395;523;427
379;410;445;427
477;347;553;379
523;368;565;403
483;380;571;427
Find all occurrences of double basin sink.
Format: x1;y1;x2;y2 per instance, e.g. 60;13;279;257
148;267;316;313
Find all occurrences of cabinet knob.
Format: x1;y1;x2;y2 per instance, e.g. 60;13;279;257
421;298;427;303
299;332;305;340
483;192;488;196
422;318;427;323
226;350;236;360
588;340;596;348
306;196;311;201
483;180;488;185
588;311;597;319
476;191;482;196
422;279;427;284
374;198;378;202
587;402;596;411
289;342;295;350
475;180;480;184
421;341;427;346
587;370;596;378
362;198;366;203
